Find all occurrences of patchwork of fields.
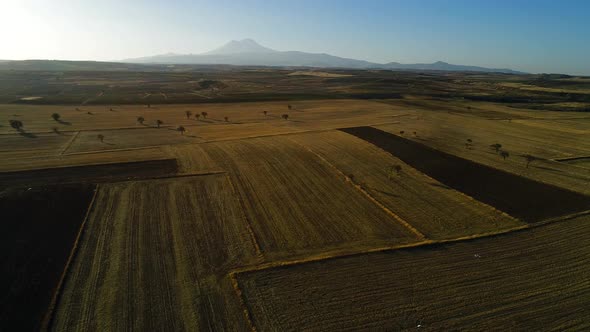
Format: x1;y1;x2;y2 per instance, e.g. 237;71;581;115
1;96;589;330
237;214;590;331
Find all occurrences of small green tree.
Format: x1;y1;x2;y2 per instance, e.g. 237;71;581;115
490;143;502;153
287;104;292;110
52;127;59;134
51;113;61;121
195;113;201;120
201;112;208;119
224;116;229;122
263;110;268;116
137;116;145;125
177;126;186;135
185;111;192;119
388;165;402;179
9;120;23;131
399;130;405;135
282;114;289;120
156;119;163;128
500;150;509;160
97;134;105;143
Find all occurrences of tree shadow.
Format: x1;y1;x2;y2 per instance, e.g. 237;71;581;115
57;119;72;126
18;130;37;138
371;188;400;198
430;182;452;190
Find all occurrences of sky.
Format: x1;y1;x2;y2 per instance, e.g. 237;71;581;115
1;0;589;75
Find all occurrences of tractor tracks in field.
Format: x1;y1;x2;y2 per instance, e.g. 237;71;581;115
288;138;427;241
60;131;80;155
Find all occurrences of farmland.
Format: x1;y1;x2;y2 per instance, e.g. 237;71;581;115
1;67;589;330
237;214;590;331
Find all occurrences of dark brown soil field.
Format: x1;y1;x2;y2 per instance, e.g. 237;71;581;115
0;159;178;188
0;184;95;331
341;126;590;222
237;214;590;331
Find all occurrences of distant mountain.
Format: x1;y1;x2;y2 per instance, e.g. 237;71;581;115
123;39;525;74
204;38;276;54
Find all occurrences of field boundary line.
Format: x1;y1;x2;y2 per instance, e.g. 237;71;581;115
362;133;523;226
59;131;80;155
228;272;258;332
230;209;590;277
288;138;427;240
58;121;405;156
532;209;590;227
41;184;99;331
225;174;264;260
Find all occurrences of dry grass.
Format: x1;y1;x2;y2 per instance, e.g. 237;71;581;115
202;136;420;259
289;131;523;238
51;175;260;331
238;214;590;331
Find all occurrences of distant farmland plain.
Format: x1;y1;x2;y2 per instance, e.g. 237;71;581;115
1;66;589;330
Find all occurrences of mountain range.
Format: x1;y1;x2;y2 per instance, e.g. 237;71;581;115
123;39;524;74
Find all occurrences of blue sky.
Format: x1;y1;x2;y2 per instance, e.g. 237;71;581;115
2;0;589;74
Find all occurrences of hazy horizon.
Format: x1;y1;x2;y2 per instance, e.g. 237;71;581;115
2;0;589;75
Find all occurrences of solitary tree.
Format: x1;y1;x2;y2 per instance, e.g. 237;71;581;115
388;164;402;179
490;143;502;153
287;104;292;110
413;131;417;137
156;119;163;128
87;111;93;115
51;113;61;121
465;138;473;149
263;110;268;117
97;134;105;143
52;127;59;134
282;114;289;120
201;111;208;119
523;154;538;168
500;150;510;160
177;126;186;135
185;111;192;119
147;104;151;108
195;113;201;120
110;108;114;112
137;116;145;125
9;119;23;131
399;130;405;135
224;116;229;122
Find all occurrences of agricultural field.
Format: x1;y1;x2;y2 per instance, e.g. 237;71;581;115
237;214;590;331
0;184;95;331
202;136;420;259
1;68;589;330
289;131;523;238
51;175;260;331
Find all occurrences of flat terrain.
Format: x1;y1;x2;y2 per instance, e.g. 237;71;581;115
0;184;95;331
238;214;590;331
1;68;589;330
52;175;259;331
343;126;590;222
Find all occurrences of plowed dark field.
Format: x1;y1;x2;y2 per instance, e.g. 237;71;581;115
0;184;95;331
341;126;590;222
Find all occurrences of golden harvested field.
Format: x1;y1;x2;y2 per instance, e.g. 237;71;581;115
289;131;523;238
52;175;260;331
2;84;589;328
237;214;590;331
202;136;420;259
